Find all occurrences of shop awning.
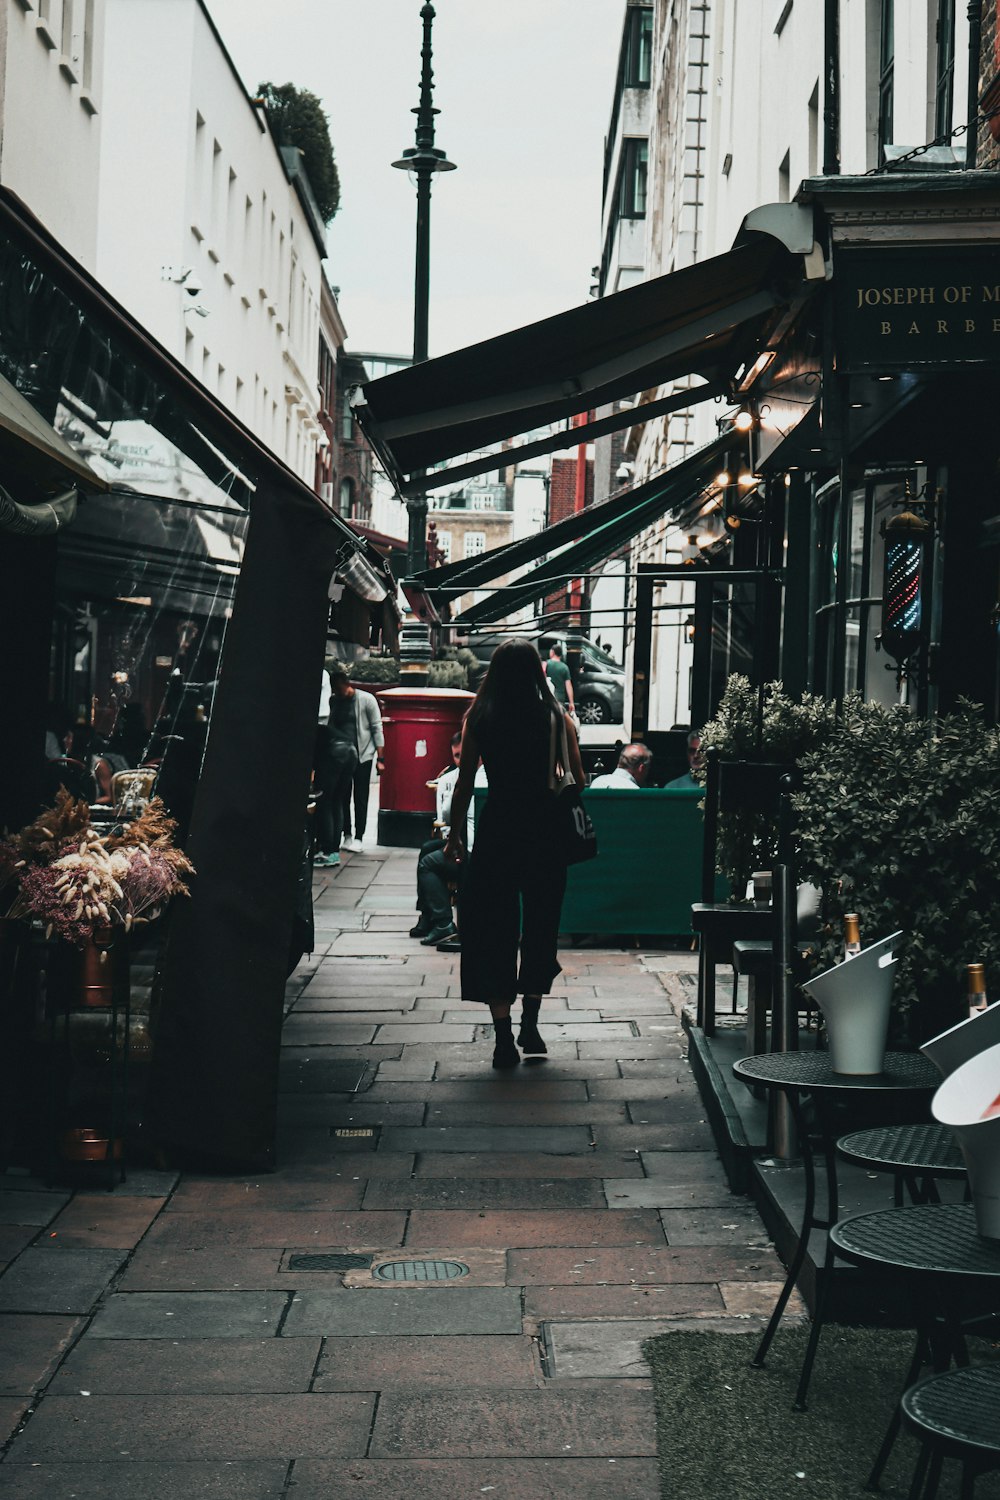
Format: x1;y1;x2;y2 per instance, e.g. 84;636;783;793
0;369;106;490
443;434;734;628
355;228;812;495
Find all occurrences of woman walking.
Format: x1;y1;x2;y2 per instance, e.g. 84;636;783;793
446;639;585;1068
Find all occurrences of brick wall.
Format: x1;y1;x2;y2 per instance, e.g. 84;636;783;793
548;455;594;526
978;0;1000;168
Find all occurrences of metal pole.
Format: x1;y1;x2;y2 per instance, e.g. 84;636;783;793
771;859;798;1158
967;0;983;170
392;2;456;577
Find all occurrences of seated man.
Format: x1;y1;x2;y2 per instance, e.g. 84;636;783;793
664;730;704;789
410;737;486;949
589;743;653;789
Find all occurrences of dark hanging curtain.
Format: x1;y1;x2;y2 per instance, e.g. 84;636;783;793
148;478;340;1167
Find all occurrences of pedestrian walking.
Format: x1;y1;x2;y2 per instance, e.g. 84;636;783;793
338;674;385;850
446;638;586;1069
543;641;576;717
313;661;360;867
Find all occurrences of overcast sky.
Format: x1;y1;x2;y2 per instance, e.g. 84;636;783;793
207;0;623;359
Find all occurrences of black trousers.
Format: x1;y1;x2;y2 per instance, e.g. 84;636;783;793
459;816;566;1006
314;728;358;854
417;839;463;929
342;758;374;840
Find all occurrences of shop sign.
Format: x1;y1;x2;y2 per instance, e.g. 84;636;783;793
836;248;1000;371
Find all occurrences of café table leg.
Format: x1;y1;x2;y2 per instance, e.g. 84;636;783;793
791;1115;841;1411
752;1088;814;1375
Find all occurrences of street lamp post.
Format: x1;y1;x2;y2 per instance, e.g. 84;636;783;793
392;2;456;576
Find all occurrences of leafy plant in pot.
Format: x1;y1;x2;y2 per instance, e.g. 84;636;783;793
697;676;837;899
793;696;1000;1045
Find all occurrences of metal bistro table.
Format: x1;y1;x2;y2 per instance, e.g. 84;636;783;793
732;1050;940;1410
831;1202;1000;1491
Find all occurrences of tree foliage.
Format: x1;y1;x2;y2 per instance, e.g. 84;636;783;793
257;81;341;223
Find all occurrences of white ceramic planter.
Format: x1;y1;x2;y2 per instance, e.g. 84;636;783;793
932;1040;1000;1240
921;1001;1000;1079
801;931;904;1076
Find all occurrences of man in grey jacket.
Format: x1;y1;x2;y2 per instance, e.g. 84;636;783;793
328;661;385;852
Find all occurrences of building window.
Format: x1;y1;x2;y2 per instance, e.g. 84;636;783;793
619;138;648;219
624;5;653;87
438;531;452;563
934;0;956;140
341;391;353;442
877;0;894;161
339;478;354;518
464;530;486;559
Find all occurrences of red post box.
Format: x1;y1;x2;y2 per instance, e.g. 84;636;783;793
376;687;474;847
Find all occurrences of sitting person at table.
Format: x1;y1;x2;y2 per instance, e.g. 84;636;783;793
589;743;653;789
410;735;486;949
664;729;704;789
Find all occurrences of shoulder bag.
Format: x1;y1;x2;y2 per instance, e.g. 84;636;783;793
548;711;598;866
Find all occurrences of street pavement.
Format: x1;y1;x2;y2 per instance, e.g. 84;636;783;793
0;841;798;1498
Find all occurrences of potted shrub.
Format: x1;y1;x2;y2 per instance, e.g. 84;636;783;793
794;697;1000;1044
698;676;836;898
345;656;400;687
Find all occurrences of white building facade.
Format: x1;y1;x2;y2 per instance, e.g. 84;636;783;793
0;0;105;266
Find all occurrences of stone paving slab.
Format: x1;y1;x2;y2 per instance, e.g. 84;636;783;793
288;1456;660;1499
511;1243;784;1286
45;1196;165;1249
7;1392;376;1462
412;1152;645;1179
0;1461;290;1498
423;1101;626;1127
658;1206;773;1246
282;1286;522;1337
718;1279;806;1318
166;1177;374;1211
374;1059;437;1081
523;1283;725;1322
544;1318;694;1378
369;1387;656;1458
586;1078;696;1100
430;1057;624;1080
313;1334;539;1390
296;1009;444;1026
405;1209;665;1248
0;1190;69;1226
0;1226;37;1267
366;1080;590;1102
291;994;419;1012
0;1313;83;1395
50;1337;323;1394
87;1290;289;1339
276;1098;425;1129
280;1020;379;1045
140;1210;407;1249
591;1123;715;1151
381;1126;594;1155
602;1175;735;1210
363;1178;607;1211
0;1248;126;1314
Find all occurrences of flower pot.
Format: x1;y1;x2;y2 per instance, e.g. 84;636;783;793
80;928;122;1008
921;1000;1000;1079
801;931;903;1075
932;1041;1000;1239
59;1127;123;1163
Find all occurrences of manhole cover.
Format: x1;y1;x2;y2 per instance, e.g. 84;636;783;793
288;1253;374;1271
374;1259;470;1282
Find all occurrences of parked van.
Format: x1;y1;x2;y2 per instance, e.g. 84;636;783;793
462;629;625;725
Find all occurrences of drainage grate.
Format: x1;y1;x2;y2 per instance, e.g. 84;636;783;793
332;1127;374;1138
288;1253;374;1271
374;1258;470;1282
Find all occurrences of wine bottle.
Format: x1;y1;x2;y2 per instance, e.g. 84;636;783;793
843;913;861;960
968;962;988;1020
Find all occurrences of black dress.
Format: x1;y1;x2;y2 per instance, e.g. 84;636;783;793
459;705;567;1006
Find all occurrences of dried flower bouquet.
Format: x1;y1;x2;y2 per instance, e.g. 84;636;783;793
0;790;194;947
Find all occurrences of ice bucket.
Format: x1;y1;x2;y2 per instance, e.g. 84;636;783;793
801;931;903;1076
933;1040;1000;1240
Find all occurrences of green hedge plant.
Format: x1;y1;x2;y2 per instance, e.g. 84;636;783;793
348;657;400;685
794;697;1000;1042
698;676;836;898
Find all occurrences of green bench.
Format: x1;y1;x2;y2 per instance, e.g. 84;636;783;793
474;785;718;936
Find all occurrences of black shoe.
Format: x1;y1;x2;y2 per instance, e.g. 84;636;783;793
421;922;456;946
492;1035;520;1069
436;935;462;952
409;920;432;938
517;1022;547;1054
492;1015;520;1070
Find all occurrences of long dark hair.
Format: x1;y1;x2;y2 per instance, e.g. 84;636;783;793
467;638;556;740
